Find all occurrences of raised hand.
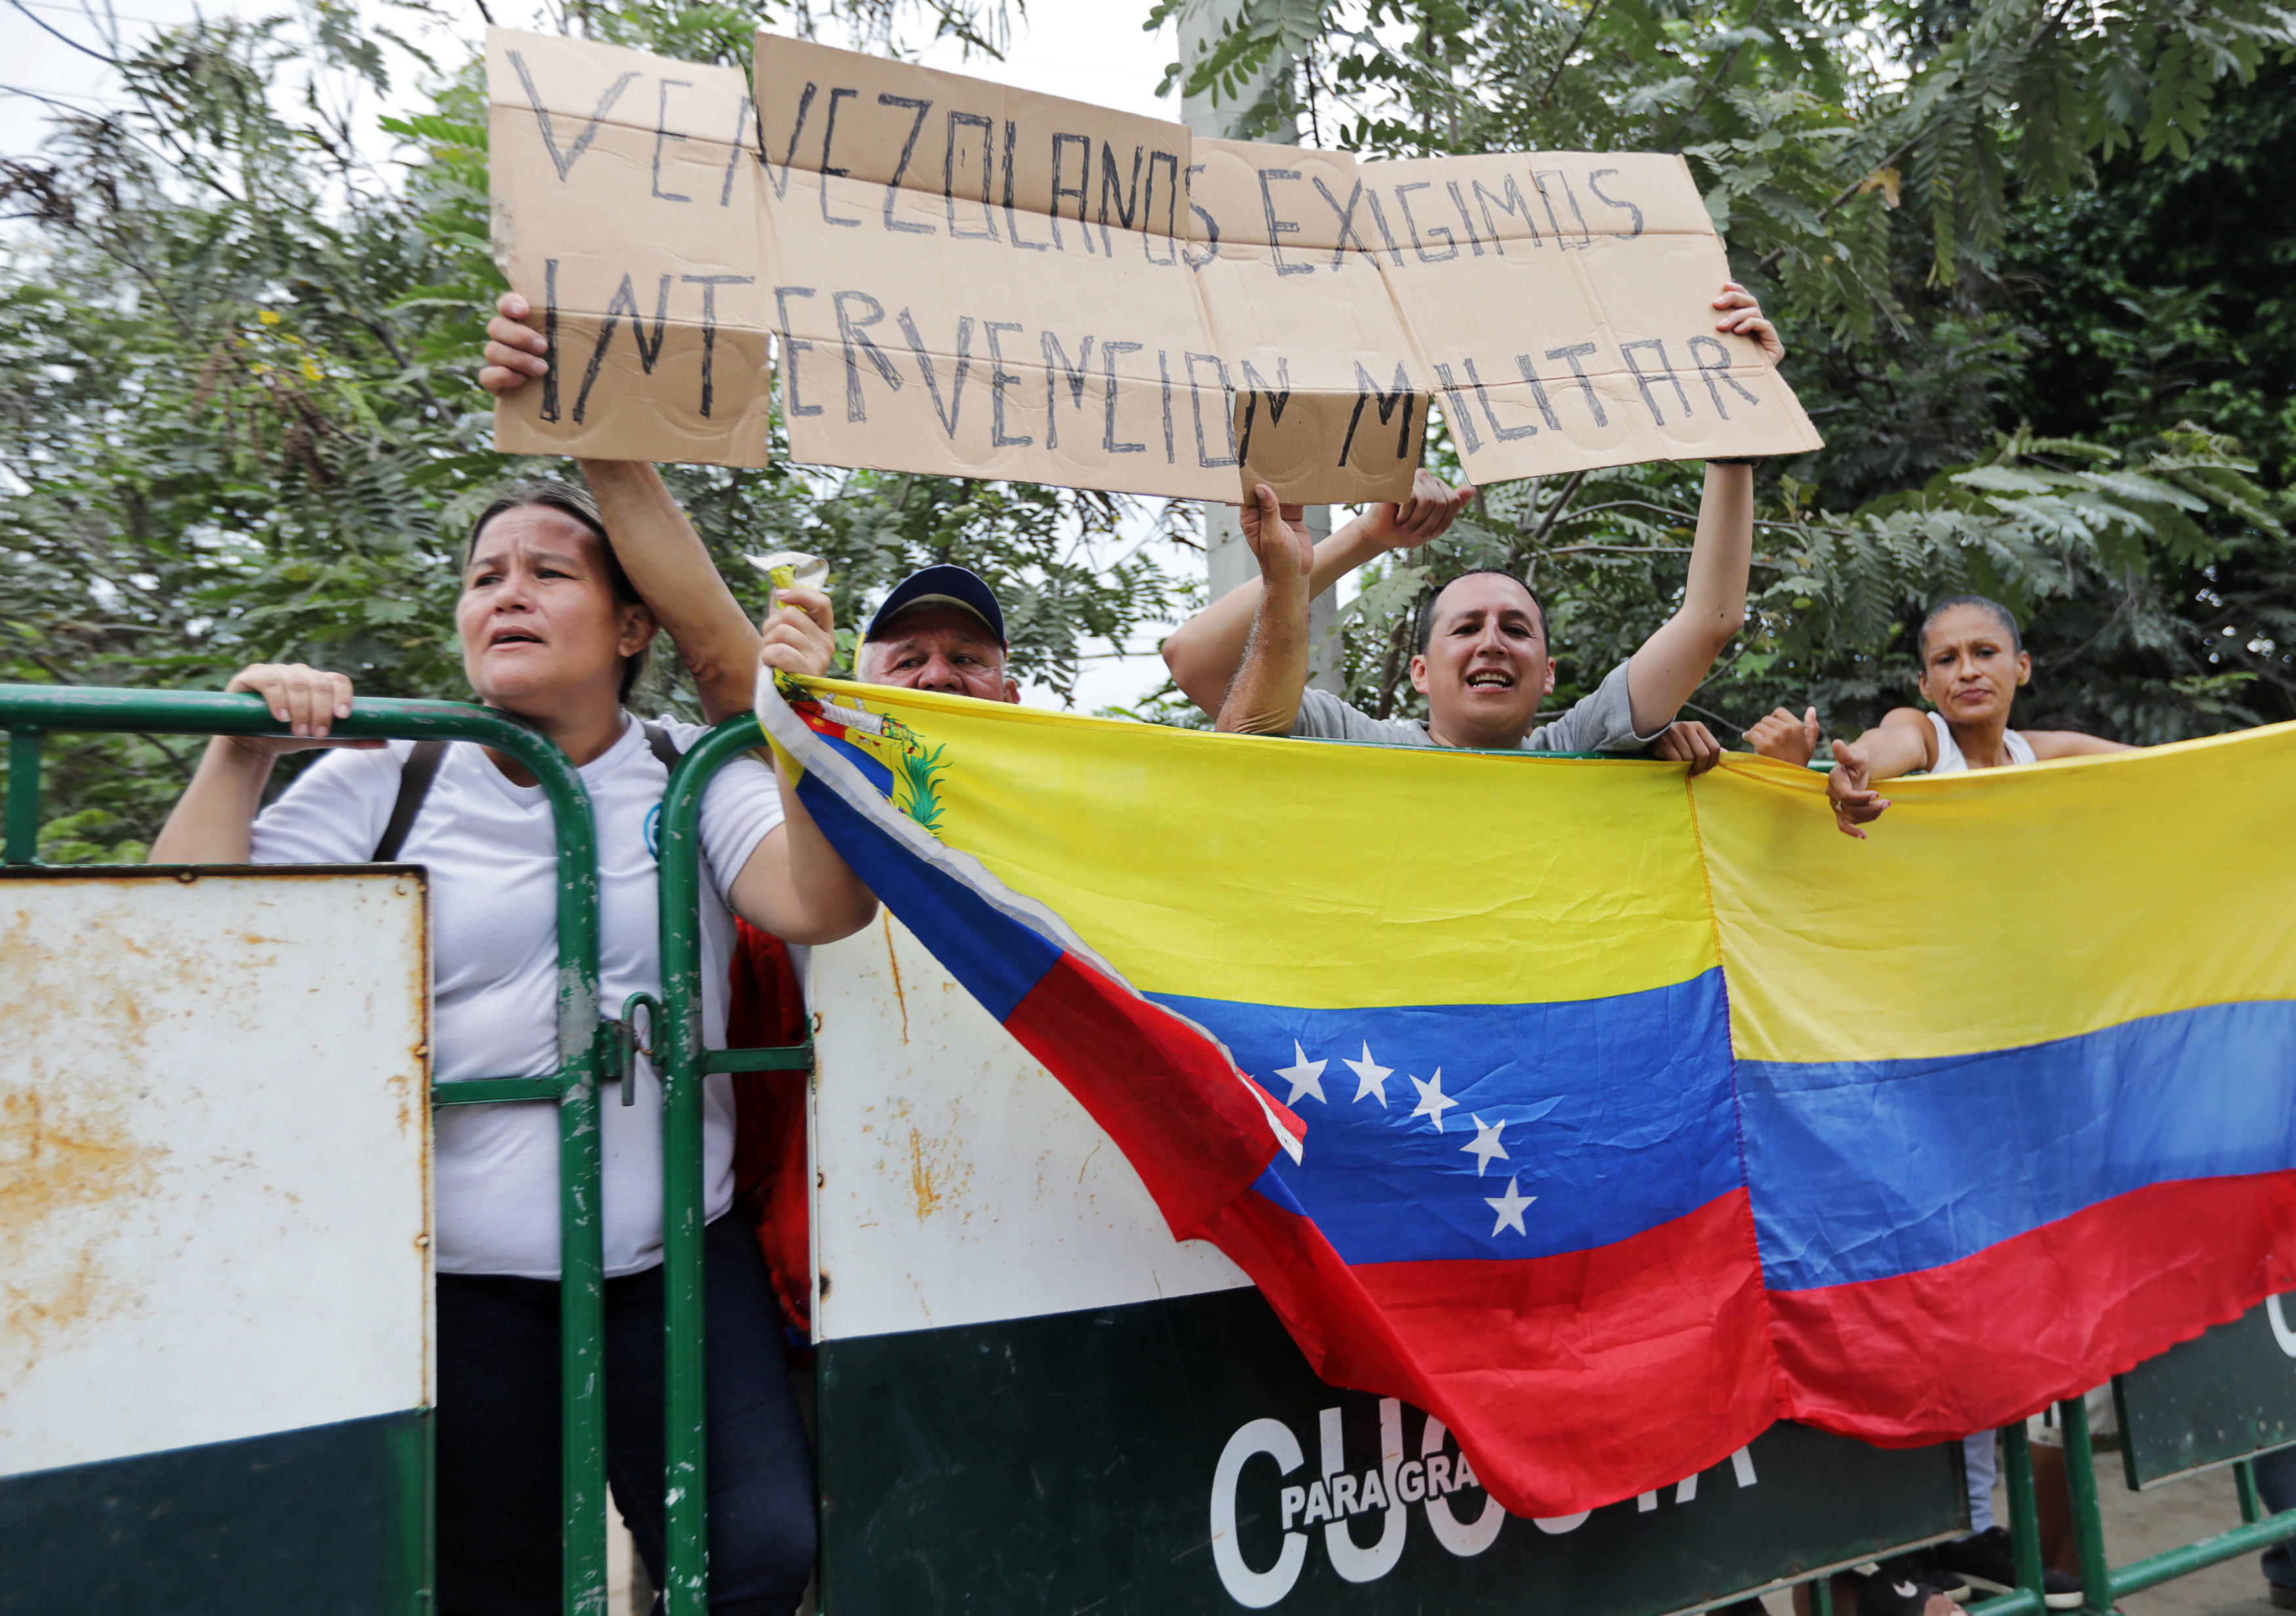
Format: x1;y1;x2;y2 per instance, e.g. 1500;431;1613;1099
1239;482;1315;586
1648;719;1724;775
1744;705;1822;767
758;584;838;680
223;664;382;755
1359;468;1476;553
1825;737;1891;838
1713;281;1784;366
479;292;550;395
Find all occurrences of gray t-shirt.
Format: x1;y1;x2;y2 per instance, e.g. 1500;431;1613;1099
1290;658;1664;754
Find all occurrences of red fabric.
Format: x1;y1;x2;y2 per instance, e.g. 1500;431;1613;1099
1000;947;1775;1517
726;918;813;1343
1773;1169;2296;1445
1000;951;1298;1240
1204;1186;1778;1518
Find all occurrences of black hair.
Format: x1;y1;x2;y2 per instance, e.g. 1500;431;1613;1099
1917;595;2022;662
464;479;651;704
1416;567;1548;655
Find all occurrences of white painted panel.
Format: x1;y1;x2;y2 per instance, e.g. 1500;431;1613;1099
810;912;1248;1341
0;869;430;1478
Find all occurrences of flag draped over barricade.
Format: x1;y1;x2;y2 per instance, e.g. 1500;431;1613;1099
757;673;2296;1518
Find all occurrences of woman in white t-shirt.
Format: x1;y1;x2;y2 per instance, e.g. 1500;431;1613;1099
1820;595;2131;838
152;481;875;1616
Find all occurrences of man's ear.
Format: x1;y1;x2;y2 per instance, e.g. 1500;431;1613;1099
1408;653;1430;695
619;604;658;658
1541;660;1557;697
1000;677;1021;705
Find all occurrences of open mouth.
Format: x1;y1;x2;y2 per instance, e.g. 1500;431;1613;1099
1464;672;1515;691
489;628;543;649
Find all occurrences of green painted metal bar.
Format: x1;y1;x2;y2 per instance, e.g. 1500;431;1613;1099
2059;1396;2115;1616
0;683;612;1616
704;1046;813;1073
2238;1457;2266;1525
1808;1573;1834;1615
2007;1422;2047;1601
2112;1507;2296;1596
1969;1423;2048;1616
433;1076;571;1106
653;713;816;1615
7;727;42;864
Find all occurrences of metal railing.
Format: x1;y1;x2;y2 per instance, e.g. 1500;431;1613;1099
0;686;812;1616
9;683;2295;1616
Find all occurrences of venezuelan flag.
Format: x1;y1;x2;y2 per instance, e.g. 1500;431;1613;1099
1700;731;2296;1446
758;675;2296;1516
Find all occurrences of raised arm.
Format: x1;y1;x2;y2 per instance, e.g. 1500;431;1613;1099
150;664;379;863
1622;461;1753;733
481;294;762;723
1824;708;1937;838
1162;470;1472;719
728;584;878;944
1214;485;1318;737
1621;284;1784;734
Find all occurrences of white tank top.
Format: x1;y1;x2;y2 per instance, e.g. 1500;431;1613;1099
1926;710;2036;773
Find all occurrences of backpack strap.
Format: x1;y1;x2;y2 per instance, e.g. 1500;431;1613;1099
642;720;683;770
373;740;447;862
372;723;678;864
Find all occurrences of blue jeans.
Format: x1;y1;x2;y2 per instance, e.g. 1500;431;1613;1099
434;1215;817;1615
2258;1445;2296;1588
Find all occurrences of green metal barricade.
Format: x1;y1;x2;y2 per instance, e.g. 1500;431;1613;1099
1;685;621;1613
1;690;806;1616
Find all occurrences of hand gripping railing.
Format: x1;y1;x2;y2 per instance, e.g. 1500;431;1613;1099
0;685;617;1616
651;714;815;1615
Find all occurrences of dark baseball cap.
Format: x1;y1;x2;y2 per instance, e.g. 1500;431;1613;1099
865;564;1006;645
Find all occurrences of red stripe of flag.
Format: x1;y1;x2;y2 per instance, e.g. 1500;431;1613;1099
1773;1168;2296;1445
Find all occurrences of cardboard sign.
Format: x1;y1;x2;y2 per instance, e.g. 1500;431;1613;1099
489;28;1822;499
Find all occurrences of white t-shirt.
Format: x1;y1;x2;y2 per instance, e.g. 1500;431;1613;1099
1925;710;2036;773
250;715;787;1279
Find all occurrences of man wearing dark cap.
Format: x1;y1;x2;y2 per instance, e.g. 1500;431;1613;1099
856;565;1019;706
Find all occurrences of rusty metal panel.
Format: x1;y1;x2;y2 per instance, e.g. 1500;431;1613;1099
0;867;430;1479
808;911;1247;1342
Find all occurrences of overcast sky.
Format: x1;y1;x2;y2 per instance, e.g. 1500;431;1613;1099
1;0;1225;712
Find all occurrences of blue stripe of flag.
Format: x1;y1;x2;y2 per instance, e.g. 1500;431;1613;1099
1150;971;1739;1264
793;769;1059;1022
1744;998;2296;1291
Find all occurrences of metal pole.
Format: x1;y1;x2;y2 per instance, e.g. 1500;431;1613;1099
2003;1422;2045;1597
2058;1396;2114;1616
6;727;41;864
0;684;611;1616
652;715;786;1615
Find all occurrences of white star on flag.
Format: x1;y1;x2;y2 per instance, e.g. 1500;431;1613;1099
1274;1041;1328;1105
1485;1177;1536;1236
1461;1115;1509;1177
1343;1043;1393;1107
1408;1069;1457;1133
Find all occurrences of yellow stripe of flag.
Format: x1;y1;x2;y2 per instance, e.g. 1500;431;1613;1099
1696;723;2296;1064
810;679;1717;1010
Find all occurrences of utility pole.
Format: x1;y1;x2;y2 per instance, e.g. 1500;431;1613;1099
1173;0;1342;691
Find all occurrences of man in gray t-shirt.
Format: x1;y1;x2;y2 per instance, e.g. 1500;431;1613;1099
1163;282;1781;765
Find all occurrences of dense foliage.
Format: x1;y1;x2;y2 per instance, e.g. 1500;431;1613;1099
1160;0;2296;741
0;0;1187;859
3;0;2291;859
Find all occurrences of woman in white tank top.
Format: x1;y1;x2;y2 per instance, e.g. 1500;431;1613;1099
1818;596;2130;837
